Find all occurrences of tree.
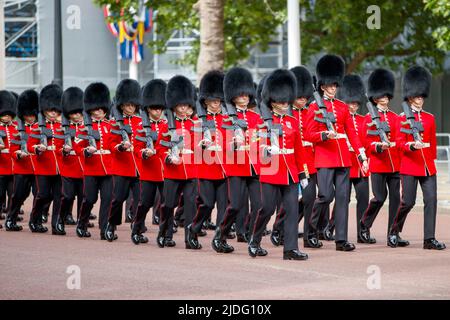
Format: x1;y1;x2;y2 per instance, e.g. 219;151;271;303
94;0;448;78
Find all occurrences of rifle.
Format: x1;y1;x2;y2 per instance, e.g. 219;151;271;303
30;112;53;148
10;118;29;154
160;109;184;161
221;102;247;148
0;130;5;147
53;113;75;148
312;76;336;133
365;95;391;146
136;108;158;153
192;99;215;144
78;111;100;149
110;106;132;144
400;101;426;145
257;100;283;151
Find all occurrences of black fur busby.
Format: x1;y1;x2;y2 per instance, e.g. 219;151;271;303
39;84;63;112
316;54;345;87
62;87;84;117
262;69;297;106
367;68;395;102
115;79;142;110
403;66;432;100
17;90;39;119
199;70;225;103
290;66;314;99
0;90;17;117
337;74;366;105
224;67;256;104
84;82;111;113
165;75;195;110
142;79;167;109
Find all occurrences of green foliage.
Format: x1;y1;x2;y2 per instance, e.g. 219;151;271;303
94;0;448;73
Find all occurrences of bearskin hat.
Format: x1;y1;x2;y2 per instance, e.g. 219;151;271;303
337;74;366;105
115;79;142;110
165;75;195;110
290;66;314;99
367;68;395;103
62;87;84;117
403;65;432;100
39;84;63;112
199;70;225;103
142;79;167;109
224;67;256;104
0;90;17;117
261;69;297;107
84;82;111;113
17;90;39;120
316;54;345;87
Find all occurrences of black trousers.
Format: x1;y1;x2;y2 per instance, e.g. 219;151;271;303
7;174;34;222
132;180;164;233
160;178;197;241
235;187;249;235
390;174;437;240
252;182;299;251
0;175;13;213
108;175;140;226
219;175;262;239
309;167;350;242
58;177;83;222
78;175;112;232
330;177;369;235
361;172;399;235
30;175;62;228
191;179;228;234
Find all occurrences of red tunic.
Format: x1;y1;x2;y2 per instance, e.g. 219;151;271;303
59;122;84;179
0;121;16;175
292;105;316;175
305;97;365;169
134;118;167;182
222;108;263;177
259;113;308;185
348;113;369;179
109;115;141;177
362;109;401;173
27;120;64;176
10;122;35;175
396;109;437;176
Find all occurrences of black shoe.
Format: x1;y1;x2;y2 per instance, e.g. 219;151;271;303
304;237;323;249
186;225;201;250
198;229;207;237
423;238;446;250
211;229;234;253
230;223;236;233
76;226;91;238
387;234;399;248
248;241;268;258
87;222;95;228
263;229;271;236
336;241;356;252
131;233;149;245
283;249;309;261
19;209;25;215
52;221;66;236
89;213;97;220
42;214;48;224
227;231;236;240
5;219;23;232
270;230;282;247
152;215;160;225
16;216;23;222
164;238;176;247
397;235;410;247
64;215;77;226
203;220;216;231
358;226;376;244
322;228;335;241
100;231;117;241
298;232;304;239
125;210;133;223
105;223;116;242
156;232;166;248
140;226;148;234
236;233;247;243
29;222;48;233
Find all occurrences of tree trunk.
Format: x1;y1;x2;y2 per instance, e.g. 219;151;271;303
194;0;225;83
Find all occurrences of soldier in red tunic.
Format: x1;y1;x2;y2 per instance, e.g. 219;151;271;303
389;66;446;250
105;79;143;242
5;90;39;231
187;71;229;249
305;55;368;251
359;69;404;246
157;75;199;249
131;79;168;245
27;84;64;234
76;83;113;239
328;74;370;242
0;91;17;230
248;69;309;260
212;67;264;254
52;87;85;236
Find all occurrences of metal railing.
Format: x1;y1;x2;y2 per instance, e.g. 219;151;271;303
436;133;450;183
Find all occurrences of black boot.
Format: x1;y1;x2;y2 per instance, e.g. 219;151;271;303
156;231;166;248
336;241;356;252
358;224;376;244
164;238;176;247
131;233;149;245
186;224;202;250
304;236;323;248
64;214;77;226
29;222;48;233
5;219;23;232
76;225;91;238
387;233;398;248
283;249;308;260
423;238;446;250
89;213;97;220
270;229;282;247
397;235;410;247
105;223;116;242
248;238;267;258
211;228;234;253
52;218;66;236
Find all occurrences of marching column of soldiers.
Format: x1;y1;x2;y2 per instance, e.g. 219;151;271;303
0;54;446;261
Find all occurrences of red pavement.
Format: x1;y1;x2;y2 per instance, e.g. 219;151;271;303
1;200;449;300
